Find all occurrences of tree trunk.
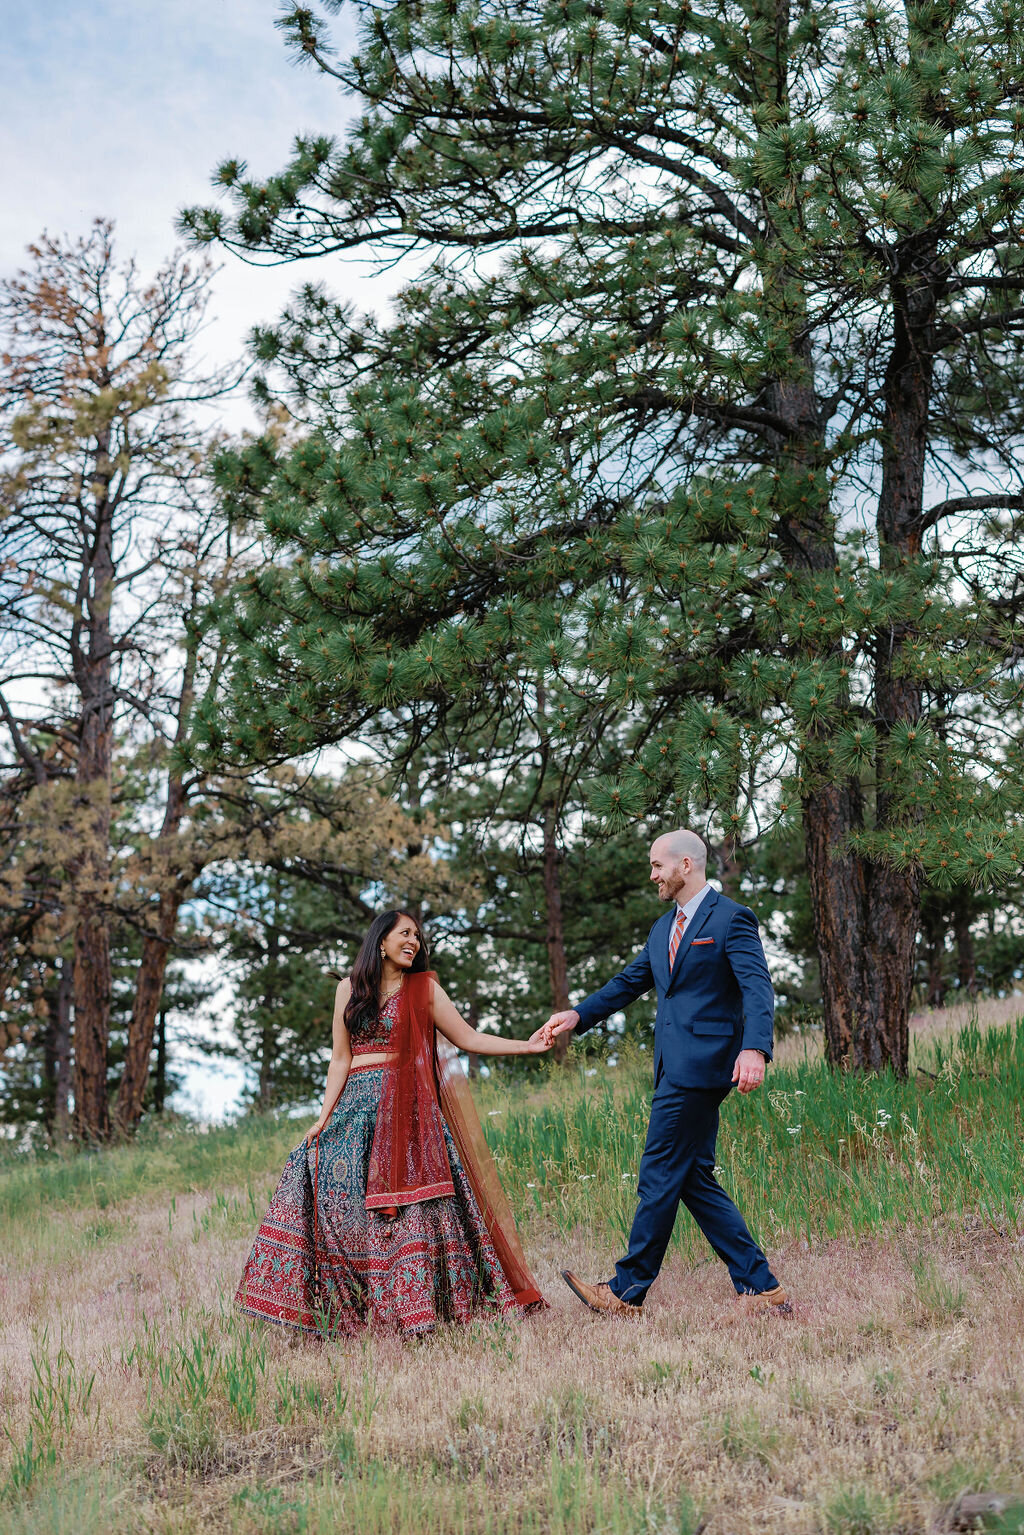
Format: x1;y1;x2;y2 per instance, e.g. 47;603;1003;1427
114;891;183;1132
952;896;978;997
542;803;571;1064
72;906;111;1138
921;903;948;1009
801;783;915;1073
259;891;283;1109
154;1007;168;1114
763;374;911;1074
259;1007;276;1108
70;442;115;1140
42;957;73;1135
776;258;933;1077
115;631;196;1133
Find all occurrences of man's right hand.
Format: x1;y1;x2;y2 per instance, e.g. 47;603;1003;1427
529;1009;580;1048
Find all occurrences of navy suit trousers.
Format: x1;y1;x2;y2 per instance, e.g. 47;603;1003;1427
609;1074;777;1304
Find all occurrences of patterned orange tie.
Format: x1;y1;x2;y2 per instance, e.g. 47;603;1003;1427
668;907;686;969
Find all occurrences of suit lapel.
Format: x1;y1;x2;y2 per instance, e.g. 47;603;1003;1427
651;909;675;992
667;889;719;991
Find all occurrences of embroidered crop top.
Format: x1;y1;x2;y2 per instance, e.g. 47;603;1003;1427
350;987;402;1053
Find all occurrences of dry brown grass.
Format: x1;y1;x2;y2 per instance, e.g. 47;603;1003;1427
2;1175;1023;1532
3;1005;1024;1533
771;991;1024;1069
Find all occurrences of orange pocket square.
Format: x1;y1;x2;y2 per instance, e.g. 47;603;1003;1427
690;937;715;945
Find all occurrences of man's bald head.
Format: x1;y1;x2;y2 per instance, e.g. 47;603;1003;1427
649;829;708;904
652;829;707;867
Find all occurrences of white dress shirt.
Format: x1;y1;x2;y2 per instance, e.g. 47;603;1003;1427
674;881;714;933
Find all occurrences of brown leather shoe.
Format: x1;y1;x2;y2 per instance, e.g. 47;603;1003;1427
561;1270;644;1319
725;1285;793;1322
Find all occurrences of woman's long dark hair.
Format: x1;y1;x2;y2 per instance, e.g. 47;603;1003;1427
344;910;429;1034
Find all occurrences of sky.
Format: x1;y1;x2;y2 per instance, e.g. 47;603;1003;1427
1;0;394;425
1;0;398;1121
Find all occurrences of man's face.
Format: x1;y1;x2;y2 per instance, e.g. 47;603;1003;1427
650;843;689;903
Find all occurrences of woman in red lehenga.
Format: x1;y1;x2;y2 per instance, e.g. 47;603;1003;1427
236;910;550;1337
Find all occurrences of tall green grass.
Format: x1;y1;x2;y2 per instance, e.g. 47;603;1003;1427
0;1113;301;1225
2;1017;1021;1255
5;1457;701;1535
479;1016;1024;1251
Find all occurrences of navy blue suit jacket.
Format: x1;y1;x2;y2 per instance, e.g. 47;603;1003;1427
574;889;774;1090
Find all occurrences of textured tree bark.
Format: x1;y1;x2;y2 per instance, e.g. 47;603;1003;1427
777;260;932;1076
72;905;111;1137
865;278;932;1070
115;632;196;1133
154;1008;168;1115
71;446;115;1139
764;376;907;1073
42;957;73;1135
801;798;919;1074
708;833;742;903
542;803;571;1064
115;891;183;1132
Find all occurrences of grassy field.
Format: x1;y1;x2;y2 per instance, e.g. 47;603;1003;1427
1;998;1023;1534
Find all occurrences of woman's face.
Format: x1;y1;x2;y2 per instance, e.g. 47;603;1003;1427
381;915;421;969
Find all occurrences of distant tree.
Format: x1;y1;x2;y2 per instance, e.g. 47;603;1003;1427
0;222;240;1137
917;880;1024;1008
0;730;75;1131
213;869;339;1109
192;766;477;1108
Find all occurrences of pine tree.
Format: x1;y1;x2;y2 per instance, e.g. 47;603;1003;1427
186;0;1024;1074
0;224;239;1135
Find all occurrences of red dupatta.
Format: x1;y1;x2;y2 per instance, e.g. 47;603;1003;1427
365;970;545;1310
435;1039;544;1309
365;970;455;1209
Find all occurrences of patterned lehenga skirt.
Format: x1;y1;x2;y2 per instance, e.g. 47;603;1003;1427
236;1065;519;1337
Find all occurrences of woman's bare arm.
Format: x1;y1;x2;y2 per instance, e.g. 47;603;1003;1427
432;982;550;1057
306;979;354;1142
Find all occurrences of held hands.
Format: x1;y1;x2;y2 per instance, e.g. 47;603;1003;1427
529;1009;580;1051
732;1048;766;1094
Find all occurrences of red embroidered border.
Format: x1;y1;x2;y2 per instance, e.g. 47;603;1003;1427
365;1179;455;1209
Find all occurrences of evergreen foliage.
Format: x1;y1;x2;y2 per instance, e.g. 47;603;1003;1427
186;0;1024;1072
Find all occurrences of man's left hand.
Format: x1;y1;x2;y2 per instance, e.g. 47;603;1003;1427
732;1049;766;1094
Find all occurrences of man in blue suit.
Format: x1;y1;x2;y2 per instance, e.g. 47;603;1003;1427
535;829;789;1321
